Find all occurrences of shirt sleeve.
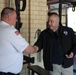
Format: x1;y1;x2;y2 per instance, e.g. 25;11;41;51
8;29;29;53
34;32;43;52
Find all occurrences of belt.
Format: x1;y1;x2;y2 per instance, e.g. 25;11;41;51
0;72;19;75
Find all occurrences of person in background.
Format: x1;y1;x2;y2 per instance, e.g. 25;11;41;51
34;12;76;75
0;7;38;75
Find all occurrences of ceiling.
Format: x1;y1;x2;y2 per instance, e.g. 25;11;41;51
47;0;76;5
47;0;76;10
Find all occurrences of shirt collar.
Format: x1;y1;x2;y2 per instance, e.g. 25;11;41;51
0;21;14;28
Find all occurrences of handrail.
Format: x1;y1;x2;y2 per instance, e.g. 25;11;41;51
27;65;50;75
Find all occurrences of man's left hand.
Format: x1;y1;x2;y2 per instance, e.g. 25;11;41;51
65;52;74;58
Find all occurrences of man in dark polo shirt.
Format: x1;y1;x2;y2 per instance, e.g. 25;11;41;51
34;12;76;75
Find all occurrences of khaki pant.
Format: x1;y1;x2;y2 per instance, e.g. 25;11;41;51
50;64;73;75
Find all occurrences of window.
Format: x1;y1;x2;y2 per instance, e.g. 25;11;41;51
67;7;76;31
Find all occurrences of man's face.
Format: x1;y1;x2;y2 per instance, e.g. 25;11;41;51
48;15;59;32
10;11;17;27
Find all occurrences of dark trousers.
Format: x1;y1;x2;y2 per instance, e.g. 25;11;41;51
0;72;20;75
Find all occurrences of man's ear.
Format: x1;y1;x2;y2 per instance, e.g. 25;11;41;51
46;21;50;28
8;14;11;21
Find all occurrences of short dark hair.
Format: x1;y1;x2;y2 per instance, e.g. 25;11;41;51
48;12;59;17
1;7;16;18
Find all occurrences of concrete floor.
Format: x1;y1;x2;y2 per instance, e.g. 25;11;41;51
20;54;76;75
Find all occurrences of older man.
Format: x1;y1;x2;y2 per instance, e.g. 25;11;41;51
0;7;38;75
34;12;76;75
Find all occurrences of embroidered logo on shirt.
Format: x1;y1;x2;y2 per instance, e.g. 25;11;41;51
15;31;20;36
63;31;68;35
